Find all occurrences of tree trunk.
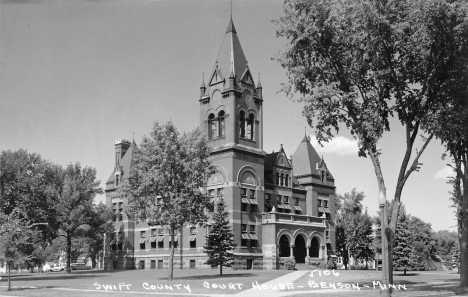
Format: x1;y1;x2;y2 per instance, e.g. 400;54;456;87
459;161;468;287
66;233;72;274
220;262;223;275
7;263;11;291
169;226;174;281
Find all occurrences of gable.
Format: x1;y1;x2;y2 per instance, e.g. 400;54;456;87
240;68;254;85
209;68;225;86
276;150;291;168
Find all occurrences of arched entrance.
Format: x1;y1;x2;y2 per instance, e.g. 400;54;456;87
279;235;290;257
294;235;306;263
309;237;320;258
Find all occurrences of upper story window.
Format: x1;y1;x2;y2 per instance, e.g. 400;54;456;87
321;170;326;183
239;111;255;141
246;113;254;140
217;188;224;199
239;111;246;138
280;173;284;186
208;113;216;140
276;172;280;185
285;174;289;187
218;111;225;137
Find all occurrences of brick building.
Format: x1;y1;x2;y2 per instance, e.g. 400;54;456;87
103;16;336;270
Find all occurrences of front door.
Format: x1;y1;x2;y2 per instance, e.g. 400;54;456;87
294;235;306;263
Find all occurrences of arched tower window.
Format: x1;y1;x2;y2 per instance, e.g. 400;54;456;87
208;113;216;140
285;174;289;187
280;173;284;186
218;110;225;137
239;111;246;138
246;113;254;140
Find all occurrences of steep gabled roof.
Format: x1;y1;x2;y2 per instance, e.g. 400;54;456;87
292;134;322;176
106;143;136;186
210;17;248;85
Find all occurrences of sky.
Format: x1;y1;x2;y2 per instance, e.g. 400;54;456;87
0;0;457;232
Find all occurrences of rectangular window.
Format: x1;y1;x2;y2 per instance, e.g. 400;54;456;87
158;260;163;269
241;188;247;197
241;224;247;233
140;242;145;250
217;188;224;198
169;237;178;249
326;231;329;238
208;189;214;198
294;198;299;205
140;231;146;238
190;227;197;234
249;189;255;198
323;200;328;207
151;229;157;236
318;199;322;206
251;240;257;248
283;196;289;204
139;261;145;270
241;203;248;212
190;239;196;249
150;260;156;269
250;204;256;213
241;239;248;247
265;193;271;200
158;238;164;249
295;210;301;215
250;225;256;234
277;195;281;203
151;241;156;249
156;198;162;207
190;260;196;269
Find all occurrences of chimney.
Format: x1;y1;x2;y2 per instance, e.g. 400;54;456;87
115;139;131;168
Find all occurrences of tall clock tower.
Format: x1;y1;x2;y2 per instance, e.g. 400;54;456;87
199;16;266;268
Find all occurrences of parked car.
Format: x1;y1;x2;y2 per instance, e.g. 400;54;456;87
51;265;65;272
71;263;91;271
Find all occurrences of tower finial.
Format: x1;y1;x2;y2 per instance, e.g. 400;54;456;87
231;0;233;20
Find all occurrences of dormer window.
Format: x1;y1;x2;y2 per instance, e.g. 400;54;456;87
115;174;120;187
321;170;325;183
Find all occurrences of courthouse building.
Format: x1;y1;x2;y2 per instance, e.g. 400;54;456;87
103;16;336;270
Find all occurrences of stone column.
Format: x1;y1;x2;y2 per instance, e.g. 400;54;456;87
321;245;326;260
290;245;294;258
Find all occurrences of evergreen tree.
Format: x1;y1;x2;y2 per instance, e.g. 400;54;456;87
393;211;412;274
204;199;235;275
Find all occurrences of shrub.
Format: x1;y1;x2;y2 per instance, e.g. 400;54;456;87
326;259;337;270
318;261;328;269
284;259;296;270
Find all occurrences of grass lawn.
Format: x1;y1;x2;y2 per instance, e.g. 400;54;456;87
0;268;290;296
1;269;467;297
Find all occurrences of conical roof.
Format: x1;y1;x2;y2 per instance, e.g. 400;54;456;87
212;17;248;81
292;135;322;176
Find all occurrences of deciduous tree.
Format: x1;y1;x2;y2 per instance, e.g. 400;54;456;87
47;163;105;273
275;0;468;284
120;120;214;281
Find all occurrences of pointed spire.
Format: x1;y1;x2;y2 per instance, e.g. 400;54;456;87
200;72;206;88
132;132;136;146
226;2;237;34
200;72;206;98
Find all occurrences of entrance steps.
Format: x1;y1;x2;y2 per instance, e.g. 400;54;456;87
295;263;310;270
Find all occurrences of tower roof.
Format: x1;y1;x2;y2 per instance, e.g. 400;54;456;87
212;17;248;82
292;135;322;176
